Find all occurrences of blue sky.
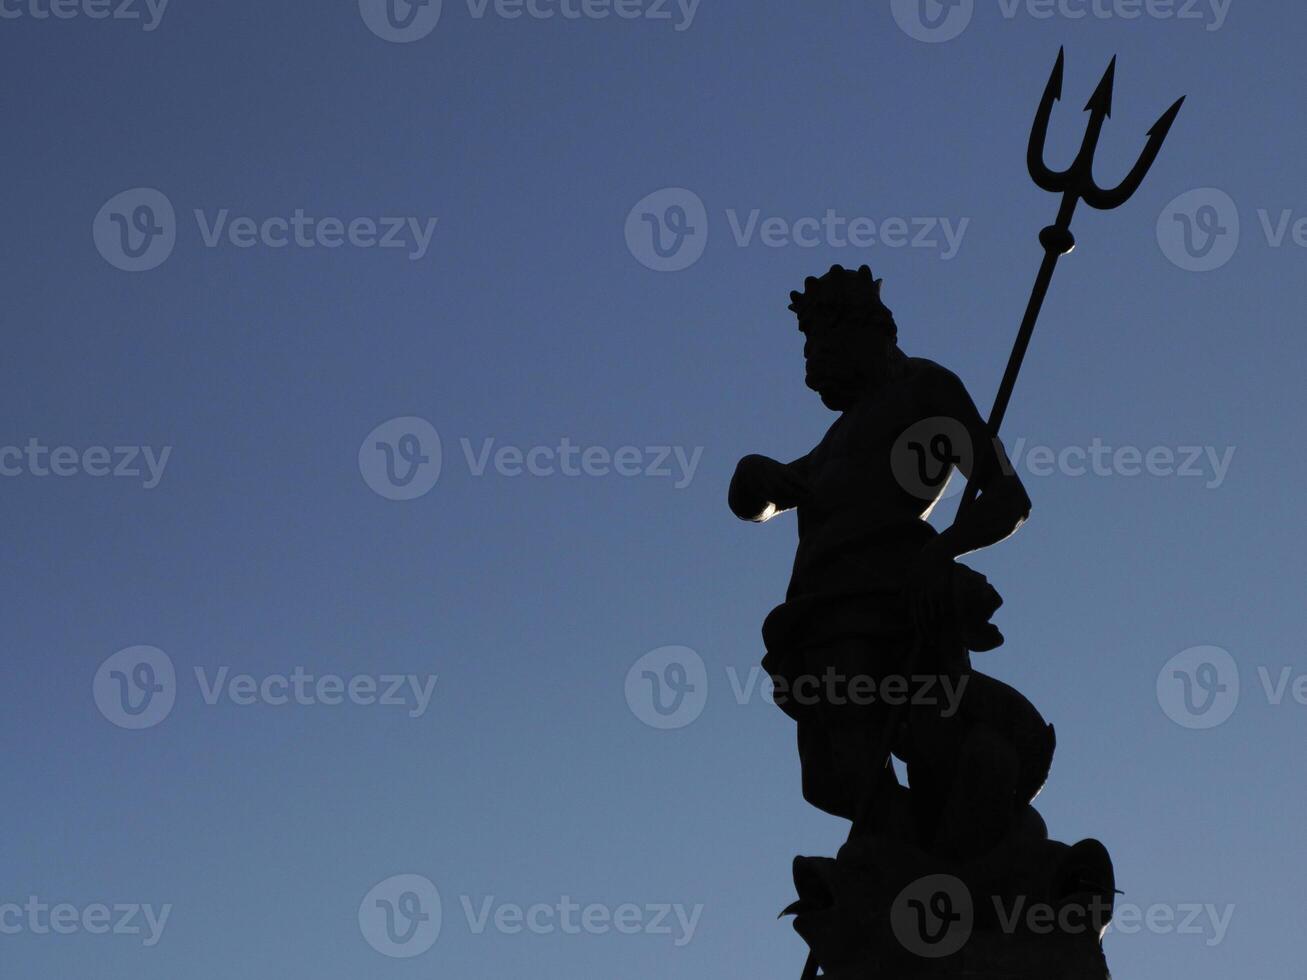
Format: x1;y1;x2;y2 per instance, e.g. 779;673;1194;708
2;1;1303;977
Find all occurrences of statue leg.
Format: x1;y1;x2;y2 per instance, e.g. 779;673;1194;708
785;638;900;824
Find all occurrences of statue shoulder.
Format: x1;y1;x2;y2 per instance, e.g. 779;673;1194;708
902;357;971;404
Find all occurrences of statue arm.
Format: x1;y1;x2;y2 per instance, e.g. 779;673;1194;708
928;368;1032;560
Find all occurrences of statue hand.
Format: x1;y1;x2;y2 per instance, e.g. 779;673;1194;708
729;455;811;521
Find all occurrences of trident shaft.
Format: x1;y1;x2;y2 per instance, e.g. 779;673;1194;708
955;47;1185;515
797;52;1183;980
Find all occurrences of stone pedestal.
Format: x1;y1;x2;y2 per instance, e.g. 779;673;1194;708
785;832;1116;979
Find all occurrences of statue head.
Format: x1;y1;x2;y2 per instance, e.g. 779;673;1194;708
789;264;902;411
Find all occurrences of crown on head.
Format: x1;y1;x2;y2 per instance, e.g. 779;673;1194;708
788;264;896;342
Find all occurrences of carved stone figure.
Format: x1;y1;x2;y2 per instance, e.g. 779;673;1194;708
730;265;1113;977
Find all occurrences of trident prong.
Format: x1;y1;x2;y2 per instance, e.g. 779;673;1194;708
1027;47;1070;192
955;48;1185;511
1027;48;1186;246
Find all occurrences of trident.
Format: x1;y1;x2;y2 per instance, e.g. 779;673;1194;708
797;51;1185;980
955;47;1185;513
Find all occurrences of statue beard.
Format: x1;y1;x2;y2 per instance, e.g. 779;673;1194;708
805;361;877;412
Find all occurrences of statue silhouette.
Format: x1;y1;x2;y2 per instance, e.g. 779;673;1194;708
730;264;1112;977
725;50;1183;978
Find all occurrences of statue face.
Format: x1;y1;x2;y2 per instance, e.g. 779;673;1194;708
800;311;883;412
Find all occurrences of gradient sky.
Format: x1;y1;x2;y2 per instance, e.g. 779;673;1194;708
2;1;1303;977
